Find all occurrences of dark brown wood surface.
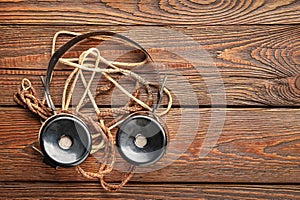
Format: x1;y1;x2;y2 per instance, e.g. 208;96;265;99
1;25;300;106
0;0;299;25
2;182;300;199
1;107;299;183
0;0;299;199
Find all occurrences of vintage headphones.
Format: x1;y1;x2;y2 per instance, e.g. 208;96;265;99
39;31;168;168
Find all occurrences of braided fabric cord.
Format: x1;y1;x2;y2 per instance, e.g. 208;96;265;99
14;78;52;120
14;31;172;192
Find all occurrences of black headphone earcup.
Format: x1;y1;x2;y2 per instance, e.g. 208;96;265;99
116;115;167;166
39;114;92;168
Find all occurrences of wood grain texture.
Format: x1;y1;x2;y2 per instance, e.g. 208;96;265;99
1;0;300;197
0;107;299;183
0;0;299;25
1;25;300;106
1;182;300;199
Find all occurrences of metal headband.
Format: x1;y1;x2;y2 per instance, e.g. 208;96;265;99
43;31;153;112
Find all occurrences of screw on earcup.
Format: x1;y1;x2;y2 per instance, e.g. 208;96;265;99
39;114;92;168
116;115;167;166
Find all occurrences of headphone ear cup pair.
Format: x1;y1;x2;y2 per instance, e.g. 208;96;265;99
116;113;168;166
39;111;167;168
39;114;92;168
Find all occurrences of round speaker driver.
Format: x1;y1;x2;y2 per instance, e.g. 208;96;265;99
39;114;92;168
116;114;167;166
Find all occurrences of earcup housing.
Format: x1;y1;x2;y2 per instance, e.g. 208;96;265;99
116;114;167;166
39;114;92;168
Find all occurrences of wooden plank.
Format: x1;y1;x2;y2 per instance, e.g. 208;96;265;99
0;0;299;25
1;25;300;106
0;107;299;183
1;182;299;199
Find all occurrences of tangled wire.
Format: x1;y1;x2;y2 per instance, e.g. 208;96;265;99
14;31;172;191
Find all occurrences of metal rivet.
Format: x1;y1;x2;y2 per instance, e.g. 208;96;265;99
134;134;147;148
58;135;73;150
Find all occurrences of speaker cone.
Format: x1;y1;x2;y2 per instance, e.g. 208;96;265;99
116;114;167;166
39;114;92;168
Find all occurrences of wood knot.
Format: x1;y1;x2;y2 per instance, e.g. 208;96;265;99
294;75;300;91
292;49;300;65
287;75;300;97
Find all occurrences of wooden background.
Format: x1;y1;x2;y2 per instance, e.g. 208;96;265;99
1;0;300;199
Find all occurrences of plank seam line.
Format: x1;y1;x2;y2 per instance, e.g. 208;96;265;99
2;105;300;109
0;23;300;27
1;181;299;185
